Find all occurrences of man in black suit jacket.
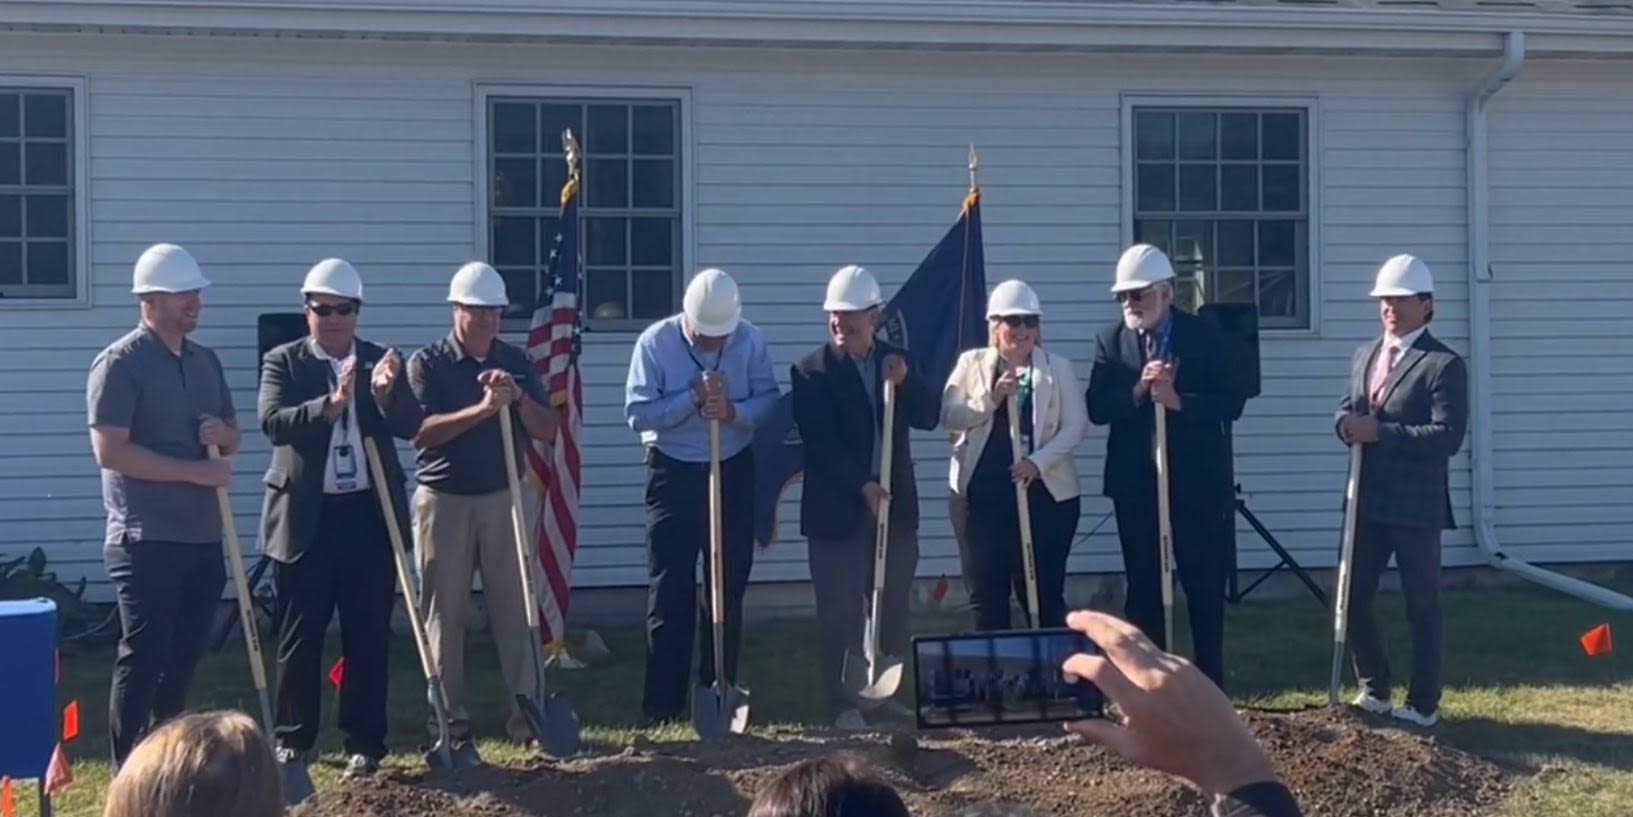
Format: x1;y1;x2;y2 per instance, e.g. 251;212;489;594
256;259;422;780
790;266;938;729
1088;245;1246;690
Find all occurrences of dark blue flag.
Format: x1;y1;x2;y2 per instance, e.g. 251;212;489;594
752;189;987;546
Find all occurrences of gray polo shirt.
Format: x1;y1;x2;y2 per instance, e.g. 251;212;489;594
407;332;549;496
87;325;237;546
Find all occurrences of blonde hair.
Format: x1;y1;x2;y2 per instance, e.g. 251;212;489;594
103;710;282;817
989;316;1043;349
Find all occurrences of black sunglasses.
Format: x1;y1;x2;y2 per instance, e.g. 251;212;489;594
1116;289;1152;304
998;315;1039;328
306;302;358;317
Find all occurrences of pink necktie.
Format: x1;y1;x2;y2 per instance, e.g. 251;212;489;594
1368;344;1399;408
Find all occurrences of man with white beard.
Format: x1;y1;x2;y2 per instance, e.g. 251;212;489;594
1086;245;1245;691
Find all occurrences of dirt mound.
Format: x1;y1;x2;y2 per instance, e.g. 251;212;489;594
293;709;1510;817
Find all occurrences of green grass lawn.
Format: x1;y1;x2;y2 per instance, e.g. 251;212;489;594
16;582;1633;816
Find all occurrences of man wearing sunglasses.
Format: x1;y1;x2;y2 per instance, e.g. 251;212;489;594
1087;244;1246;691
256;258;423;782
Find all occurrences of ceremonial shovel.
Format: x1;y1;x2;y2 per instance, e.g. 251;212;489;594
1328;441;1365;706
208;446;313;805
845;379;904;704
1006;390;1043;627
362;438;478;770
498;410;583;757
1153;403;1176;651
693;418;752;738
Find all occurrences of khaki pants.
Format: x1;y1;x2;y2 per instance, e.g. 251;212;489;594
413;485;541;741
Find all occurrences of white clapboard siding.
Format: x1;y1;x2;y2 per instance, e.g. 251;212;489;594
1;31;1601;601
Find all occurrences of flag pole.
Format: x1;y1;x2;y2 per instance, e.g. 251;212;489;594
968;144;981;194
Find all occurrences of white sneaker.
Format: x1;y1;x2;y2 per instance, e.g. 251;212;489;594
1351;692;1393;715
1391;705;1439;727
834;709;869;731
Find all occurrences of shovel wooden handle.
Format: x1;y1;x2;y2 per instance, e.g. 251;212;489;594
208;445;273;731
868;380;896;654
499;409;543;631
708;418;729;688
362;438;439;685
1007;392;1041;627
1329;443;1364;705
1154;404;1175;652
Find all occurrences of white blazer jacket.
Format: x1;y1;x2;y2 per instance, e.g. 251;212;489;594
941;346;1087;501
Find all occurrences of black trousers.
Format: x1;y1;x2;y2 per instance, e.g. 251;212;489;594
272;491;395;757
1347;519;1443;714
642;448;756;722
1115;492;1229;690
106;538;225;766
959;483;1081;631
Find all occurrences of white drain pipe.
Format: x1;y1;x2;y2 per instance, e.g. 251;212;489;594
1465;31;1633;610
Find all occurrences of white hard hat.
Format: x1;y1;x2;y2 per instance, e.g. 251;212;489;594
447;261;509;307
986;279;1043;318
301;258;364;302
1111;244;1177;294
823;264;883;312
131;243;210;295
1370;254;1434;297
683;268;742;337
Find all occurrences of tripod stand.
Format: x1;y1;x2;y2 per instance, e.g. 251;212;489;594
1222;423;1328;607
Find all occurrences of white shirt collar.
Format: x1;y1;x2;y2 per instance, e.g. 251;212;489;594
310;338;356;362
1385;326;1426;352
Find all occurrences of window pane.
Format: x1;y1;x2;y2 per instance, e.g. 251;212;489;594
23;94;67;138
496;267;538;316
24;194;68;238
492;102;536;154
491;216;536;266
1216;269;1255;304
586;217;627;266
1263;113;1302;161
631;268;672;319
1262;165;1300;211
492;157;537;208
1173;220;1210;264
1258;220;1296;267
632;106;675;156
1217;220;1254;267
632;159;674;208
1258;269;1297;318
585;268;629;319
0;95;17;138
1176;112;1216;160
588;105;629;154
0;142;19;185
586;158;629;207
541;156;570;205
0;241;19;284
25;241;68;284
1221;113;1257;160
0;195;18;238
1220;165;1258;211
1135;219;1170;254
24;142;67;186
1136;164;1175;212
1135;111;1174;161
631;217;673;266
1178;164;1217;212
539;105;582;154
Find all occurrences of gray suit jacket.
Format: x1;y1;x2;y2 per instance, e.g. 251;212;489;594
1335;329;1469;530
258;337;423;563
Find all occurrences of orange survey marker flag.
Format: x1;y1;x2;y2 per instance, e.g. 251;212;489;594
2;777;14;817
931;574;951;604
1581;623;1614;657
329;657;346;688
44;744;73;796
62;701;80;742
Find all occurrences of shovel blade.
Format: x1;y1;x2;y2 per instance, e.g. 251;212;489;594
691;683;751;740
857;656;905;703
425;739;456;771
452;739;484;769
516;692;583;758
281;762;317;806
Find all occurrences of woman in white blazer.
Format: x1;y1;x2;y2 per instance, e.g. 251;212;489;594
942;280;1087;630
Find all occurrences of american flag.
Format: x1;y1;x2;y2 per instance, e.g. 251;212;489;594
524;157;582;656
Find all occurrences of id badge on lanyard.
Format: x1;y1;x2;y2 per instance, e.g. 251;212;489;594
329;360;359;492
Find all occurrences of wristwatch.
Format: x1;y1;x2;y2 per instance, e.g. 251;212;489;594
1211;782;1302;817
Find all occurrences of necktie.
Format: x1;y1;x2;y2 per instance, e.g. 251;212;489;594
1368;344;1399;409
1144;331;1157;362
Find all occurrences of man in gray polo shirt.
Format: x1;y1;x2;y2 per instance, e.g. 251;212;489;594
87;243;240;766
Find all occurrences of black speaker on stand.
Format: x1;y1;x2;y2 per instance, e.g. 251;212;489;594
1198;303;1327;608
211;312;309;653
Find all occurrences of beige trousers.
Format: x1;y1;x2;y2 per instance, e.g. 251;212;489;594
413;485;542;742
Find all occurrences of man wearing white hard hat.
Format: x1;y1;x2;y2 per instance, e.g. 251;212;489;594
1335;254;1468;728
624;268;779;725
88;243;241;765
790;265;938;729
256;259;422;779
1087;244;1245;691
406;262;558;747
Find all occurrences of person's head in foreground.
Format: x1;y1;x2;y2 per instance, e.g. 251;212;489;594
748;753;911;817
103;710;283;817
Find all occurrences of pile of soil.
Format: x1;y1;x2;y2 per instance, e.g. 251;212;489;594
293;709;1511;817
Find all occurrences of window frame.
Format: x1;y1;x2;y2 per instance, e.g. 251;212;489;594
0;75;90;308
1119;93;1322;334
473;83;693;335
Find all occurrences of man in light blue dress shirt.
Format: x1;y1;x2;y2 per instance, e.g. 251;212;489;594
624;268;780;725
